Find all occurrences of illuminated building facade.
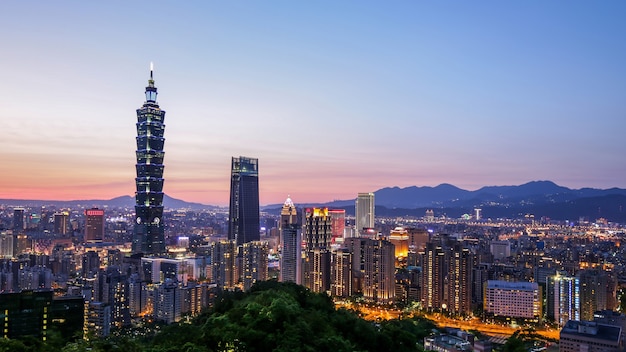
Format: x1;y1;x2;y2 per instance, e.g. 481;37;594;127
355;192;374;235
303;208;332;293
330;248;352;297
362;238;395;303
421;235;472;315
210;240;237;289
328;209;345;243
484;280;542;320
279;196;300;283
228;156;260;246
389;227;409;267
85;208;105;243
547;272;580;326
133;65;166;255
578;269;611;321
242;241;268;290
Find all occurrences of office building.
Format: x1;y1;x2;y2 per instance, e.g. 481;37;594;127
559;320;623;352
228;156;260;246
0;232;13;258
13;208;24;232
546;272;580;326
242;241;268;291
302;208;332;293
133;65;166;255
85;208;105;243
53;212;69;236
484;281;542;320
355;192;374;235
279;196;301;284
0;290;83;341
389;227;409;267
490;240;511;261
328;209;345;243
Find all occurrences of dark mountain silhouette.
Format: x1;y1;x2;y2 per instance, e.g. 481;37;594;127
262;181;626;222
0;194;215;210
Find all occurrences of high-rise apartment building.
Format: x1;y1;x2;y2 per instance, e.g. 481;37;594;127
228;156;260;247
362;238;395;304
302;208;332;293
279;197;301;284
242;241;268;291
133;65;166;255
546;272;580;326
330;248;352;298
421;235;472;315
210;240;237;289
578;269;610;321
355;193;375;235
85;208;105;243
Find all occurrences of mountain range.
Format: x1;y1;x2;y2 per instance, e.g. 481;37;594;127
264;181;626;223
1;181;625;222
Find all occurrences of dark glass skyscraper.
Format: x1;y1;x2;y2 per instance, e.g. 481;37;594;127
133;66;166;255
228;156;260;246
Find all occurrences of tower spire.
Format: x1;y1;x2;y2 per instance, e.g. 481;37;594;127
145;62;157;102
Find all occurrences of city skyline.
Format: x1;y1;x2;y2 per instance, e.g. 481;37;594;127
1;2;625;206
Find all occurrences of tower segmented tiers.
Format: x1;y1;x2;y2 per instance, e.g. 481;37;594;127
133;64;166;255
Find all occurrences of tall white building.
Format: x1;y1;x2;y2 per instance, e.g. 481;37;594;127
355;192;375;235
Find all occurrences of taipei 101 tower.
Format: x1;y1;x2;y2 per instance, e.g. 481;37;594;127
132;63;166;255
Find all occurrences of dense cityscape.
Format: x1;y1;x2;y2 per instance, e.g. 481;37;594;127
0;69;625;352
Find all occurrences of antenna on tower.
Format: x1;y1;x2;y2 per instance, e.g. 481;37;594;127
150;62;154;79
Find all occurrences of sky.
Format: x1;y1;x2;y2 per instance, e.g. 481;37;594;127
1;2;625;206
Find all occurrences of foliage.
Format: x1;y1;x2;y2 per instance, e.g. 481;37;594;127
1;280;438;352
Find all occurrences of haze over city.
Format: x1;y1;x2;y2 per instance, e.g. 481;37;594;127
1;2;624;206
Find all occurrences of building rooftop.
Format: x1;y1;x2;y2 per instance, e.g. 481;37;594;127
560;320;621;343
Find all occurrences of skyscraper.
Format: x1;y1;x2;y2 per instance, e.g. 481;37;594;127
279;196;301;284
242;241;269;291
355;192;374;235
302;208;332;293
85;208;105;243
13;208;24;233
228;156;260;247
547;271;580;326
362;238;396;304
53;212;69;236
133;64;166;255
328;209;345;244
421;235;472;315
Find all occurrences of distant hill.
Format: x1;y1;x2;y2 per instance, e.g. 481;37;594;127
0;194;215;210
262;181;626;222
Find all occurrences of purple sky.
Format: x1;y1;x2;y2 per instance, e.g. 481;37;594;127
1;2;625;206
